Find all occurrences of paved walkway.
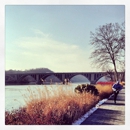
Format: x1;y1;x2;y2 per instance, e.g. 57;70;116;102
81;88;125;125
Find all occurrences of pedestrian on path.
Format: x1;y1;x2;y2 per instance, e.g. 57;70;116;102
112;81;123;104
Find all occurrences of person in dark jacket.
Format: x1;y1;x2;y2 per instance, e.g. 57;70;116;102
112;81;123;104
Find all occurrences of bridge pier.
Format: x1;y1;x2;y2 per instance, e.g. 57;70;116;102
89;74;97;84
90;74;95;82
36;74;39;83
62;74;65;82
90;81;96;85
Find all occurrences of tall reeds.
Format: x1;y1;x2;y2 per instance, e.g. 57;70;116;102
5;82;113;125
96;82;113;99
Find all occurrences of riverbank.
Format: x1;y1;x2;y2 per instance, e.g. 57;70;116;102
5;83;113;125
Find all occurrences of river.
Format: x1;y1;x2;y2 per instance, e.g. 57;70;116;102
5;82;89;111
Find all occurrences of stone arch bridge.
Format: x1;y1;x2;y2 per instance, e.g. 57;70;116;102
5;72;124;84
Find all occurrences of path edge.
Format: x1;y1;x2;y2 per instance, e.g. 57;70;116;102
72;94;114;125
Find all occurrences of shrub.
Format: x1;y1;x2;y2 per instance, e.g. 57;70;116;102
74;84;99;96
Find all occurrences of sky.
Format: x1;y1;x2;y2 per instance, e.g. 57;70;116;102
5;5;125;72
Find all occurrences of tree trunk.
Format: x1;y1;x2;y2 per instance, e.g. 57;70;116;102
113;62;118;81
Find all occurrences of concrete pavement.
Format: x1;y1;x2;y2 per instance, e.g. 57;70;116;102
81;88;125;125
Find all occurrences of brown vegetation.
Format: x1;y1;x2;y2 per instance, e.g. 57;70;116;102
96;84;113;99
5;83;113;125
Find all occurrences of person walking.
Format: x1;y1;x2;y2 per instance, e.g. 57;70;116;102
112;81;123;104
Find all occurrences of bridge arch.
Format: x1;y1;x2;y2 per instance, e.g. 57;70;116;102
5;75;16;83
5;75;14;80
92;74;111;84
40;74;62;82
17;74;36;83
69;74;90;83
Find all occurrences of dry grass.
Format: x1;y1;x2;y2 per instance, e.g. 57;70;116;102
24;85;99;125
5;83;113;125
96;83;113;99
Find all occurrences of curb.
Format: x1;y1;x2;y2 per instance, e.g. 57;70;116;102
72;94;114;125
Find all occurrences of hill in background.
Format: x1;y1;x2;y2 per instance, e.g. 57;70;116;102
5;68;54;74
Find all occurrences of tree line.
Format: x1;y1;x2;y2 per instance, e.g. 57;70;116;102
5;68;53;74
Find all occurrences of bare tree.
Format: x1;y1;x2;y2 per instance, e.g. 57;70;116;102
106;69;117;81
90;23;125;81
119;61;125;81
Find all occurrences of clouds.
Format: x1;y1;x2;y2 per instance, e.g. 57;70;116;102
5;5;125;72
6;29;96;72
